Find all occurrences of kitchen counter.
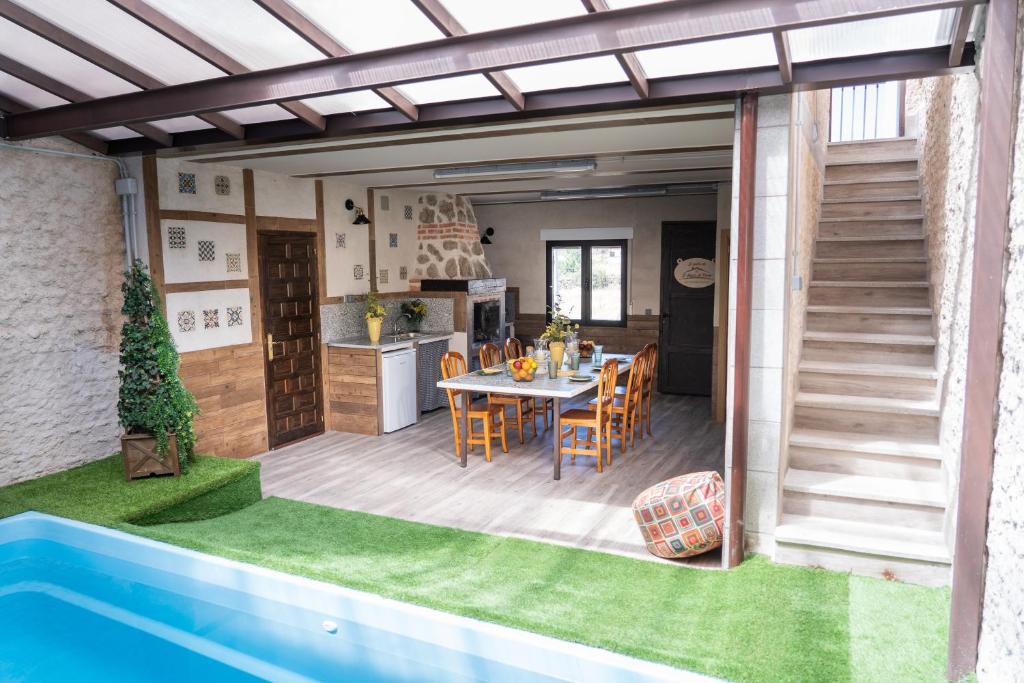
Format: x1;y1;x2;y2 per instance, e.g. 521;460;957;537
326;331;453;351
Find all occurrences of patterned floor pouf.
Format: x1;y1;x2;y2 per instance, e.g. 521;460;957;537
632;471;726;559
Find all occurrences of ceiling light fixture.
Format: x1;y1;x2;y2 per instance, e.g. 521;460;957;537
539;186;668;201
434;159;596;179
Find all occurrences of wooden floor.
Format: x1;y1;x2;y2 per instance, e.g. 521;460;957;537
256;393;724;566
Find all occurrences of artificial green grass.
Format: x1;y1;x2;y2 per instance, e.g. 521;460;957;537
138;497;952;683
0;454;260;526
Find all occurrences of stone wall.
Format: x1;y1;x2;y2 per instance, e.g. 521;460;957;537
0;138;124;486
413;193;490;282
977;2;1024;676
904;73;981;542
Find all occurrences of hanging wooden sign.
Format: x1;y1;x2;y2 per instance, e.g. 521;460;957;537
674;257;715;288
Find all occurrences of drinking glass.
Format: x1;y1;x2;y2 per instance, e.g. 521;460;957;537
593;344;604;364
548;357;560;378
570;352;581;371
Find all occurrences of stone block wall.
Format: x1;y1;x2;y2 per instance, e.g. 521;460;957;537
413;193;490;282
0;138;124;486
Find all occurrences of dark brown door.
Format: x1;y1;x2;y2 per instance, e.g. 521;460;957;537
259;231;324;448
659;221;717;395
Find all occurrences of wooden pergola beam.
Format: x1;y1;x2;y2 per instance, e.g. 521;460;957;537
410;0;525;110
251;0;419;121
773;31;793;84
0;0;243;139
105;0;325;131
0;53;171;145
0;93;107;153
948;6;974;67
580;0;649;98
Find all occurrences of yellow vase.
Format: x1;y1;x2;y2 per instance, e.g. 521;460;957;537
367;317;383;344
549;341;565;372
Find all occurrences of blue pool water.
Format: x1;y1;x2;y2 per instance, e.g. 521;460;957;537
0;514;705;683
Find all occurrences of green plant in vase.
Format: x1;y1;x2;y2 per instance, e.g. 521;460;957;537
364;291;386;344
118;260;198;479
401;299;428;332
541;304;579;371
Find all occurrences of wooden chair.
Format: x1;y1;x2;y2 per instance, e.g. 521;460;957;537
506;337;553;430
441;351;508;462
615;343;657;438
558;359;619;472
480;342;535;444
591;348;646;452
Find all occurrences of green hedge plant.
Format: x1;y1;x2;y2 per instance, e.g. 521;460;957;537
118;260;198;469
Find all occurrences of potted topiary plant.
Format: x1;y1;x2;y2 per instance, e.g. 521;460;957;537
118;260;198;480
364;291;386;344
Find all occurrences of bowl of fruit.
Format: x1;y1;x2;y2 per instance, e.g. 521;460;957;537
578;340;595;359
509;356;538;381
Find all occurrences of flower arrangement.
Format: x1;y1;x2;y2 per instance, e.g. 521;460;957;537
541;305;579;342
364;291;386;320
401;299;428;325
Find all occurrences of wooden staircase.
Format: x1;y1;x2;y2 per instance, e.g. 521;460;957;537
774;137;951;586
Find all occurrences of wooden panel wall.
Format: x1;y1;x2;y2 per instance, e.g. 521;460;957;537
327;347;379;435
180;344;269;457
513;314;658;354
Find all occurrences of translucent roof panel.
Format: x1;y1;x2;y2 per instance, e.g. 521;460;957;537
151;0;323;69
287;0;442;52
788;10;956;62
602;0;664;6
396;74;500;104
8;0;227;85
149;117;214;133
0;17;137;98
0;71;67;109
92;126;143;140
635;34;778;78
219;105;296;125
302;91;391;115
505;56;628;92
440;0;585;32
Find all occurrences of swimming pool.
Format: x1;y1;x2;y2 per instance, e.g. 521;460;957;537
0;513;710;682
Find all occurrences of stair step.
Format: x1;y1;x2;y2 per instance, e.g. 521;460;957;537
803;331;934;346
795;391;940;416
806;305;931;315
813;257;927;264
827;155;918;167
784;469;945;508
774;514;950;564
819;218;923;226
821;195;921;204
810;280;928;289
824;175;919;185
799;360;938;380
789;428;941;460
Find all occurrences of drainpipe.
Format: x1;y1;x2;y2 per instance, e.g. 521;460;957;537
0;141;139;269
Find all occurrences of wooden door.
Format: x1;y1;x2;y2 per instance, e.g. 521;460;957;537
259;232;324;448
658;221;717;395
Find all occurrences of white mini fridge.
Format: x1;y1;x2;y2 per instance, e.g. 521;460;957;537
381;347;418;433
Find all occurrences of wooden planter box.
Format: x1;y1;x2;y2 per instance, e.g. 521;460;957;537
121;433;180;481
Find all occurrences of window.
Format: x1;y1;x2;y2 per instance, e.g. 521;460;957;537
546;240;627;327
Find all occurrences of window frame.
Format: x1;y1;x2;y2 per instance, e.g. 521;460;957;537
545;238;628;328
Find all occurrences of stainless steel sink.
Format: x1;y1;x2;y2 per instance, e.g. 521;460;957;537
387;332;424;342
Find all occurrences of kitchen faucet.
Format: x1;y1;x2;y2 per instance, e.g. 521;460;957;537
392;312;412;336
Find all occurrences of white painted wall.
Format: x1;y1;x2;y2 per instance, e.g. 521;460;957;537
160;219;249;283
166;288;253;353
322;179;371;298
158;158;244;214
372;188;420;293
253;170;316;219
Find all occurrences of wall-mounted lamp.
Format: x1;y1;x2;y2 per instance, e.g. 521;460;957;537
480;226;495;245
345;198;371;225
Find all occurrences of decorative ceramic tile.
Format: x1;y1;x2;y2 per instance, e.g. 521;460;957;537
214;175;231;195
177;310;195;333
389;233;398;248
353;264;364;280
203;309;219;329
168;225;186;249
226;306;243;327
336;232;346;249
198;240;215;262
378;268;389;284
380;194;390;211
400;266;408;280
404;205;413;220
178;172;196;194
225;252;241;273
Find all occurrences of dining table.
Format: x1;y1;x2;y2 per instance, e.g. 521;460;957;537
436;353;633;480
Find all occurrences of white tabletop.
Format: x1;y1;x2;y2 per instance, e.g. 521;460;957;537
437;353;632;399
